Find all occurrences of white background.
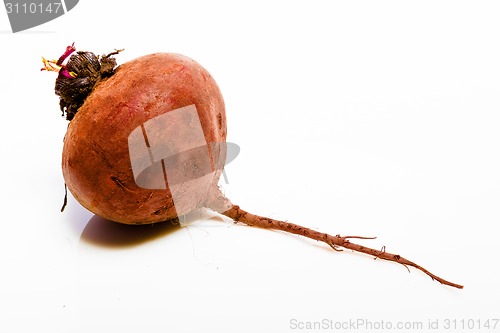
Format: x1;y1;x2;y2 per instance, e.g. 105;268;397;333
1;1;499;332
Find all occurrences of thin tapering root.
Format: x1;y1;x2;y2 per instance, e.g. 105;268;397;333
61;183;68;212
218;203;463;289
342;235;377;240
329;244;343;252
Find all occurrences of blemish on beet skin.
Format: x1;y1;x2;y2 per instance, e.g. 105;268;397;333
217;113;223;130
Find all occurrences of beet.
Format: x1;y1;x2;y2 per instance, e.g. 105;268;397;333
43;45;463;289
59;52;226;224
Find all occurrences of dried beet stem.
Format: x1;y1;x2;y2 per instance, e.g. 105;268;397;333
210;190;463;289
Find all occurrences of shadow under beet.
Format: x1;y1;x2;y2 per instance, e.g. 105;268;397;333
80;214;182;248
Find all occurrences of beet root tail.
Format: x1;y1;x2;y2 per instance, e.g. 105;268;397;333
211;197;463;289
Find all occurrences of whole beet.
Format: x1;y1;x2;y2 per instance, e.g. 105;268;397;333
44;45;463;289
61;53;227;224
